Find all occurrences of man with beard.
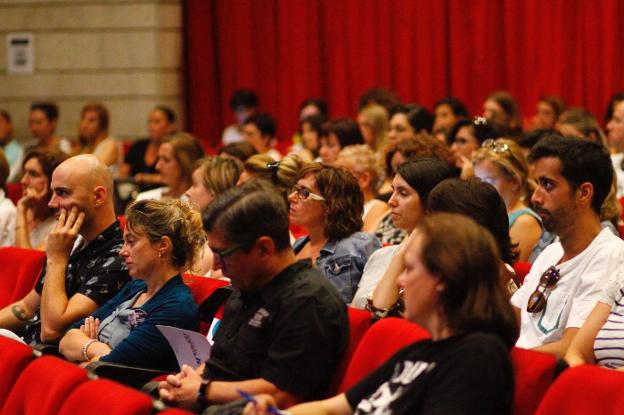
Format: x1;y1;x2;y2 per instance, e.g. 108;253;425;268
511;134;624;358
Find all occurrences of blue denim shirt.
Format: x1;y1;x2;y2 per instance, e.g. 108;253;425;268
293;232;381;303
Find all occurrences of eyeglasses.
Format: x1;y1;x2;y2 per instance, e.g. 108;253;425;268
473;116;489;126
527;266;561;313
211;243;248;263
290;185;325;201
481;138;510;154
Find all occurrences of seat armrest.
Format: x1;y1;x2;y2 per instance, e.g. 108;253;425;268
86;360;170;390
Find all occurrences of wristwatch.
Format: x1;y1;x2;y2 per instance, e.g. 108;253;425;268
197;378;211;410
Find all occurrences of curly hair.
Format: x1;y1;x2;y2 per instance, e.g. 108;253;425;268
125;199;206;271
383;133;455;178
296;163;364;241
336;144;381;192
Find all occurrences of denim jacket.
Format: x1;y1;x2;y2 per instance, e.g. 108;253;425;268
293;232;381;303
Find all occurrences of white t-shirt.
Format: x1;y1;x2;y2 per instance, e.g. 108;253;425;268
0;189;16;247
351;244;401;309
612;153;624;198
511;228;624;348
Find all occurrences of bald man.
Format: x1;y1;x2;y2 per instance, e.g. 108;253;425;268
0;155;130;345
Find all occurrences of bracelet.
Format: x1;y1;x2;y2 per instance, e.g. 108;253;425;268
197;378;212;410
82;339;98;361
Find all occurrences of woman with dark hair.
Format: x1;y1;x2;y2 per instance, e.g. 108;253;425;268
15;147;68;250
218;141;257;164
368;177;519;316
448;116;501;178
119;106;177;191
245;213;518;415
289;163;380;303
59;199;202;371
483;90;523;137
432;97;469;136
387;104;434;146
352;158;456;310
531;95;566;130
294;114;324;161
318;118;364;165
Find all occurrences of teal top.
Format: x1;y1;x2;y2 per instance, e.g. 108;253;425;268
508;207;541;228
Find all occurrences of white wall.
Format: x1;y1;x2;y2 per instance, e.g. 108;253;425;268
0;0;184;142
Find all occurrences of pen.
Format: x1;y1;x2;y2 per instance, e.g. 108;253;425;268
236;389;290;415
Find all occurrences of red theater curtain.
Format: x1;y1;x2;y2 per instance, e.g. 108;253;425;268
184;0;624;149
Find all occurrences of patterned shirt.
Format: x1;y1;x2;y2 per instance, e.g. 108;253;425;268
22;221;130;344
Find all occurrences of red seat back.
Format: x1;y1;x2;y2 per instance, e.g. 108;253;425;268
512;261;532;286
510;347;560;415
326;307;373;395
6;183;22;205
0;337;36;406
58;379;154;415
182;274;230;335
535;365;624;415
337;317;430;393
0;355;89;415
0;247;46;307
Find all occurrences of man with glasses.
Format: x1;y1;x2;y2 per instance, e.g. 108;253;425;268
159;180;348;412
511;134;624;357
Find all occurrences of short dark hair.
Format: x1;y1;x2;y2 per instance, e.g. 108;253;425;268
154;105;176;124
389;104;434;134
299;98;328;119
395;158;456;210
300;114;325;134
244;113;276;137
428;178;518;264
30;102;59;121
447;117;501;146
529;134;613;214
296;163;364;242
202;180;291;251
358;87;400;112
218;141;258;162
0;110;11;123
518;128;555;150
434;97;469;118
230;89;258;110
320;118;364;148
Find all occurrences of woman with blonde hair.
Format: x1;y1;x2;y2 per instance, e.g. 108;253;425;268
336;145;388;232
59;199;203;371
472;138;542;262
185;156;243;277
238;153;307;199
136;134;204;201
357;104;389;153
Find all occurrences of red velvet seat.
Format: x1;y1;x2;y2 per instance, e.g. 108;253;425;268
0;355;89;415
510;347;561;415
57;379;154;415
0;337;37;406
337;317;431;393
326;307;373;396
512;261;532;286
159;409;196;415
534;365;623;414
0;247;46;308
6;182;22;205
182;274;230;335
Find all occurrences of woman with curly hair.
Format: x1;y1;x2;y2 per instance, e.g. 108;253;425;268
289;163;381;303
59;198;203;371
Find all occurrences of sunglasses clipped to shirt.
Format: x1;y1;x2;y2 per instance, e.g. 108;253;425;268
527;266;561;313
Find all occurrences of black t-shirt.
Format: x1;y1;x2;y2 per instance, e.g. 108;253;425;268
345;332;513;415
205;260;349;400
125;139;157;176
23;221;131;344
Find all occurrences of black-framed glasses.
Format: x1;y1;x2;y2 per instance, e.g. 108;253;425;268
290;185;325;201
211;243;247;263
527;266;561;313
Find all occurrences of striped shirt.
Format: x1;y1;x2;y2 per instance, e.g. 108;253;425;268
594;268;624;368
